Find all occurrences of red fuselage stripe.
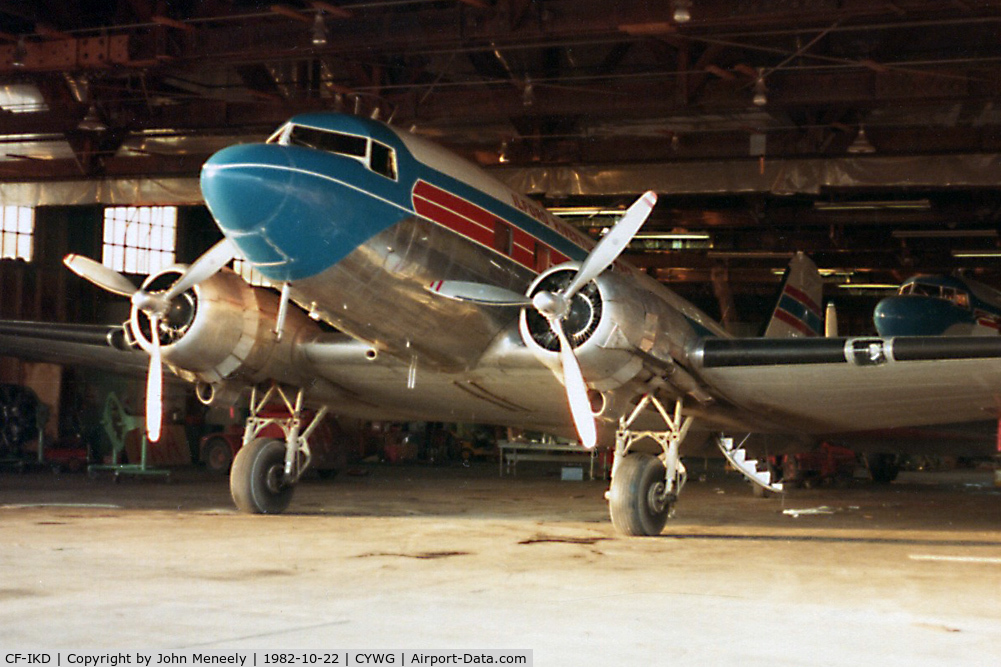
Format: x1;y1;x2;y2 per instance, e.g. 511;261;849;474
414;194;494;247
412;179;569;272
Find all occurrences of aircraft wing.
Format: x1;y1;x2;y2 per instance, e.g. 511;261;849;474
690;335;1001;434
0;320;149;375
0;318;577;435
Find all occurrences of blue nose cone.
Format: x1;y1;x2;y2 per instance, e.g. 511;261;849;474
200;143;294;234
874;296;957;337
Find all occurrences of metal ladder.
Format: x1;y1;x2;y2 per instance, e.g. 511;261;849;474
716;434;783;493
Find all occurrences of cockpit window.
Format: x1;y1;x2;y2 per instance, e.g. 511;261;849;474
899;281;971;309
370;142;397;180
288;125;368;158
901;282;939;297
276;123;398;181
266;124;287;144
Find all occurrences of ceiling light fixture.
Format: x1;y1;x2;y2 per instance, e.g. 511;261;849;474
814;199;931;211
311;12;328;46
771;268;856;277
707;251;795;260
672;0;692;23
835;283;899;290
547;206;626;218
752;71;767;106
78;104;106;132
634;232;710;241
893;229;996;239
951;250;1001;258
12;36;26;68
847;125;876;154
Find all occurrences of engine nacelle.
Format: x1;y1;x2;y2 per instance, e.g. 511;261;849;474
519;266;698;393
128;268;318;388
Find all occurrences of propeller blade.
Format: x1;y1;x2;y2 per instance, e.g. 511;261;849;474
63;254;138;298
162;238;235;302
146;315;163;443
563;190;657;300
428;280;532;306
551;317;597;449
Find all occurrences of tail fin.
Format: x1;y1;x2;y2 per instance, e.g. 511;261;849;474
764;252;824;338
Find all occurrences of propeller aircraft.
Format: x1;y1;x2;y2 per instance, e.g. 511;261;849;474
875;273;1001;337
7;112;1001;536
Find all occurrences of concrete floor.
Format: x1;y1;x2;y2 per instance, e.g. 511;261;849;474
0;462;998;666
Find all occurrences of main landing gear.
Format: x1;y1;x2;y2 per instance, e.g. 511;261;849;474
607;394;693;536
230;383;328;514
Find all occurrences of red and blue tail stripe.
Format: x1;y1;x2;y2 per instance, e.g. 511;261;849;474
773;284;824;337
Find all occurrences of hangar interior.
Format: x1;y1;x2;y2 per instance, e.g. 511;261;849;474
2;0;1001;466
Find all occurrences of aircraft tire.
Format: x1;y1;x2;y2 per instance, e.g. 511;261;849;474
203;436;234;475
230;437;294;514
608;453;669;536
867;453;900;484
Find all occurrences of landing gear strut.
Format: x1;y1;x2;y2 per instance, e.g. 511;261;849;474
230;383;328;514
607;394;692;536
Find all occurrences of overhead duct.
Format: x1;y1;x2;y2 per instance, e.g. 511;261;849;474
492;153;1001;198
4;153;1001;206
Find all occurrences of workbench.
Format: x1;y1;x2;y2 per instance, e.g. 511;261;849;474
498;439;604;479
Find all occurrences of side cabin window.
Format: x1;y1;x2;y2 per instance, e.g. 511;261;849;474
534;244;550;272
494;223;513;255
278;124;398;181
943;287;970;309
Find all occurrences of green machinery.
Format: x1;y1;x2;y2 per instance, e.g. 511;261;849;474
88;391;170;481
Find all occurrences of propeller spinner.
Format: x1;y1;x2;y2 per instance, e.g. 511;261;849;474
64;238;235;442
429;191;658;448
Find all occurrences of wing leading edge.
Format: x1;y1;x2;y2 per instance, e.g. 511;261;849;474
691;335;1001;434
0;320;148;375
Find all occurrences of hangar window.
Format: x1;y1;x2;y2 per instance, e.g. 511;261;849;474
0;205;34;261
232;256;271;288
102;206;177;275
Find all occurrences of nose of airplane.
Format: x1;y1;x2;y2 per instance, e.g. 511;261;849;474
200;143;294;234
873;295;953;337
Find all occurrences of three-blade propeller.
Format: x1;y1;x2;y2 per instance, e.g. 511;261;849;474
430;191;658;448
64;238;235;442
